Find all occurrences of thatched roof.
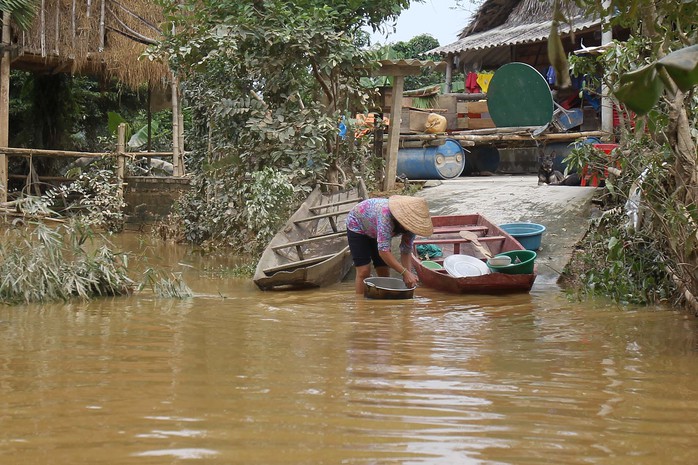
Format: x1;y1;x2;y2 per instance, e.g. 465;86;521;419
429;0;600;69
458;0;588;38
11;0;170;89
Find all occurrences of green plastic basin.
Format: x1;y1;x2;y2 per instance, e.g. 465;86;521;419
486;250;536;274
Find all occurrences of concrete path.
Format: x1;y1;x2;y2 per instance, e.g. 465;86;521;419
420;175;599;286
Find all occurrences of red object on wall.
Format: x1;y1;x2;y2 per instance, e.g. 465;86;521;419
613;107;636;128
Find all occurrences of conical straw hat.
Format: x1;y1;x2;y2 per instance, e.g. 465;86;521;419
388;195;433;237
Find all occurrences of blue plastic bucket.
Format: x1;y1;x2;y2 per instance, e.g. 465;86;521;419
499;223;546;250
397;139;465;180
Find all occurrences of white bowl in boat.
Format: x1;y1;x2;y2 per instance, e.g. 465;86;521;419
488;255;512;267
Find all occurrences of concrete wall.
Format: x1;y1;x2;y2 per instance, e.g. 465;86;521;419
123;176;191;224
461;145;540;176
462;143;581;176
497;147;540;174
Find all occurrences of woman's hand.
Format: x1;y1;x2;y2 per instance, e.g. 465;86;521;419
402;269;418;288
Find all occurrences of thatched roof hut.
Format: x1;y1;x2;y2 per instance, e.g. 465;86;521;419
429;0;607;71
0;1;183;204
10;0;170;89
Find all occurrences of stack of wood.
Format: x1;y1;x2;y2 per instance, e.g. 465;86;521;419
457;101;495;130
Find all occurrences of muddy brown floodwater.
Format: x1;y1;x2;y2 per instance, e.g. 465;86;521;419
2;233;698;464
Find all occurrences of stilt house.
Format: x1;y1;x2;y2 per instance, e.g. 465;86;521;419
0;1;183;203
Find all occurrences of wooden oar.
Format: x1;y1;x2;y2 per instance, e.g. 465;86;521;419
459;230;492;258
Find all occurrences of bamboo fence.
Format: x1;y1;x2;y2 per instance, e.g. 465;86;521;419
0;123;180;204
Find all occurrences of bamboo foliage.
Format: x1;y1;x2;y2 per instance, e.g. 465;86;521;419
15;0;170;89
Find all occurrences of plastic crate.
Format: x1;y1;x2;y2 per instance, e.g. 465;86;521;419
581;143;620;187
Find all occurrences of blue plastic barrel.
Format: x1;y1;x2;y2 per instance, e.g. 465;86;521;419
396;139;465;180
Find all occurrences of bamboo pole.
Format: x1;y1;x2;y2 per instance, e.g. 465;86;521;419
99;0;106;51
0;147;177;158
171;73;182;176
72;0;76;47
147;83;152;152
177;101;185;175
54;0;60;55
40;0;46;57
0;15;8;204
397;130;608;143
116;123;126;201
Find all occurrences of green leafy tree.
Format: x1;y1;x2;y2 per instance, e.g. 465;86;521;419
561;0;698;309
150;0;411;253
391;34;443;90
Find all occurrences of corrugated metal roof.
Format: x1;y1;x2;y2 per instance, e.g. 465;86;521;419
429;16;600;55
369;59;447;77
378;59;445;69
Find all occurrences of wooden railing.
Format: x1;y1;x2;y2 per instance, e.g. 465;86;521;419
0;123;184;203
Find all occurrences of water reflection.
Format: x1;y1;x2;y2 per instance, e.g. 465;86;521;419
1;234;698;464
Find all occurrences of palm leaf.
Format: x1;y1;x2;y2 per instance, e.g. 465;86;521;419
0;0;39;31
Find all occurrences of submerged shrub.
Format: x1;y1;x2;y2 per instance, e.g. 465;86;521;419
0;219;134;305
45;162;125;233
140;268;193;299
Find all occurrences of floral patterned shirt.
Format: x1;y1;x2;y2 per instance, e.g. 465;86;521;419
346;198;415;254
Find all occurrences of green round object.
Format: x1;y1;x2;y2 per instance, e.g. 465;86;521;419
487;62;554;127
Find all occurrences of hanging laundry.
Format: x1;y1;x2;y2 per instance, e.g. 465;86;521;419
465;72;481;93
546;66;556;85
476;72;494;93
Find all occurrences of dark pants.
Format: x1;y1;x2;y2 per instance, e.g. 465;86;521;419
347;230;387;268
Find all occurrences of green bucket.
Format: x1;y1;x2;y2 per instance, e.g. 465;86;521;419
486;250;536;274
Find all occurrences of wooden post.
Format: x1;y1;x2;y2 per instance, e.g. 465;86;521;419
116;123;126;201
445;54;453;94
171;74;182;176
383;74;404;191
0;15;10;204
177;102;185;175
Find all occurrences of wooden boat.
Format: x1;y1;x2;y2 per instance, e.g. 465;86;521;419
411;214;536;294
254;180;368;290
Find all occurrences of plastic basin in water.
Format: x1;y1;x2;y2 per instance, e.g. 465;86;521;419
486;250;537;274
499;223;546;250
363;277;415;299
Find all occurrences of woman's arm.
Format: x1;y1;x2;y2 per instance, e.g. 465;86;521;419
378;250;418;288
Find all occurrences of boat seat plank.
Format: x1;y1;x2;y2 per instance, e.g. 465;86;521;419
263;253;337;275
432;225;488;235
271;231;346;251
294;208;353;224
309;197;362;212
414;236;506;245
